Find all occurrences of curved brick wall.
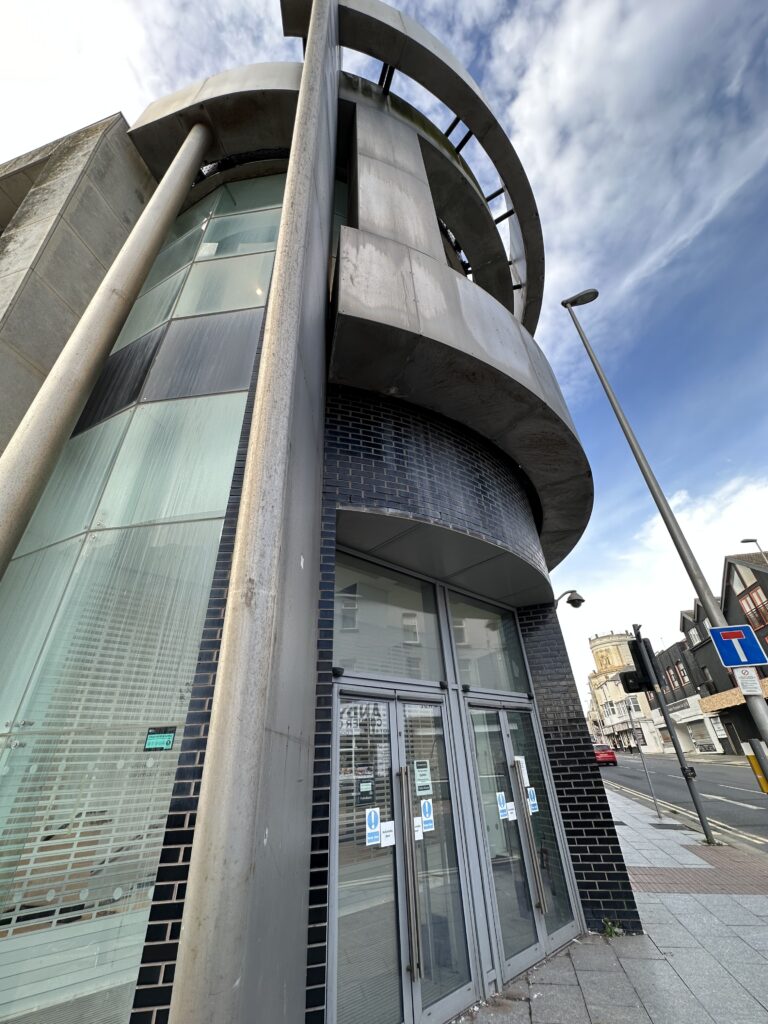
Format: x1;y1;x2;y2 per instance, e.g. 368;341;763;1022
325;385;547;578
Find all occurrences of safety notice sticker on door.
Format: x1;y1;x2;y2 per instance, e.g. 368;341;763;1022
515;756;530;787
365;807;381;845
414;759;433;796
413;816;423;841
421;799;434;832
506;801;517;821
380;820;395;847
527;787;539;813
496;792;508;820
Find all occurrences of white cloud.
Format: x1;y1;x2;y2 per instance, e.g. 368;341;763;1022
552;473;768;709
393;0;768;396
1;0;300;164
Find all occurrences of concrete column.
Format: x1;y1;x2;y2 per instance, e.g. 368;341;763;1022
167;0;338;1021
0;121;211;579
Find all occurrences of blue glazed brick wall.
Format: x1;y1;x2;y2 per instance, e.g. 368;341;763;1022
517;604;641;935
325;386;547;577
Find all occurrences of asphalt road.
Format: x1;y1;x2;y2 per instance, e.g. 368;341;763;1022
602;752;768;847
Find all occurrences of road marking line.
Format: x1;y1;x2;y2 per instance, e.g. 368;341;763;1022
702;793;764;811
604;780;768;847
715;783;766;796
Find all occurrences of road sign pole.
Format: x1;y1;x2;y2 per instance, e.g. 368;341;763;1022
565;301;768;762
626;699;662;819
633;625;717;844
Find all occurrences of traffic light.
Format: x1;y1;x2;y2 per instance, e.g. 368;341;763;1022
620;638;655;692
619;669;651;693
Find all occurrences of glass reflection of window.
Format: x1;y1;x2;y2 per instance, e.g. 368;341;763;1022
453;618;467;645
333;554;443;681
339;584;358;631
401;611;419;644
447;593;528;693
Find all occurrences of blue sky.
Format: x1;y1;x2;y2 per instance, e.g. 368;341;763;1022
4;0;768;697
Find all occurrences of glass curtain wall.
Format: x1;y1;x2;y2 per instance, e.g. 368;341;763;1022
0;174;285;1024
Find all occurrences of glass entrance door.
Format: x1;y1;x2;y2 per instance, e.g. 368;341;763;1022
468;707;577;982
334;696;474;1024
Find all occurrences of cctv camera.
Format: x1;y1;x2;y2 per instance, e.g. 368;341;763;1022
566;593;585;608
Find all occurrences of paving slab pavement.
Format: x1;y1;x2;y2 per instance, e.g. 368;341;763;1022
453;789;768;1024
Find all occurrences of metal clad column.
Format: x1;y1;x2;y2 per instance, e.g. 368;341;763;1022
168;0;339;1021
0;122;211;579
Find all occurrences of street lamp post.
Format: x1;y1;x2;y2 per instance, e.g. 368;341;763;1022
741;538;768;569
562;289;768;781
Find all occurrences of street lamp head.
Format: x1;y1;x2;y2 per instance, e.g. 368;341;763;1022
742;538;757;544
561;289;599;308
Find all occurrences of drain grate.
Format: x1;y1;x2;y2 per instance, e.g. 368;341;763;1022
651;823;689;830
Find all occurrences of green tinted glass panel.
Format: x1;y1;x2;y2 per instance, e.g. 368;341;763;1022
0;520;221;1021
163;192;220;245
94;393;247;528
216;174;286;214
197;207;281;259
113;268;187;352
140;228;201;293
174;252;273;317
16;413;130;557
0;538;84;731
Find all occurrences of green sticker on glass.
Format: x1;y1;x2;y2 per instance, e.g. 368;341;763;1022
145;726;177;751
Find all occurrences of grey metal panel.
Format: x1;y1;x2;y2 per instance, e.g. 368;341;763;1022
129;63;303;179
281;0;544;333
330;227;593;568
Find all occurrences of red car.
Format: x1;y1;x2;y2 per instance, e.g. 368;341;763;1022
594;744;618;766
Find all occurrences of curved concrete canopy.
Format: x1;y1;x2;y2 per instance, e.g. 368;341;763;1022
281;0;545;334
129;63;303;179
330;227;594;568
337;511;554;605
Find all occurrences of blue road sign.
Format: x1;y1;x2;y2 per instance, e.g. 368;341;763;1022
365;806;381;846
709;624;768;668
421;798;434;832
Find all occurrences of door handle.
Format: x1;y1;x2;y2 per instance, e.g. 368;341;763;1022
513;761;548;916
398;765;422;977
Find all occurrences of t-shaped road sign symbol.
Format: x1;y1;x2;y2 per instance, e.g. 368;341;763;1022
709;624;768;668
721;629;749;662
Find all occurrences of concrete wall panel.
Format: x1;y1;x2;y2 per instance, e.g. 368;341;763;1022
354;102;444;262
0;116;155;453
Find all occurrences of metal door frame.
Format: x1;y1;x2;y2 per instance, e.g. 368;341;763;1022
328;549;586;1020
327;681;481;1024
498;708;582;956
462;703;548;983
